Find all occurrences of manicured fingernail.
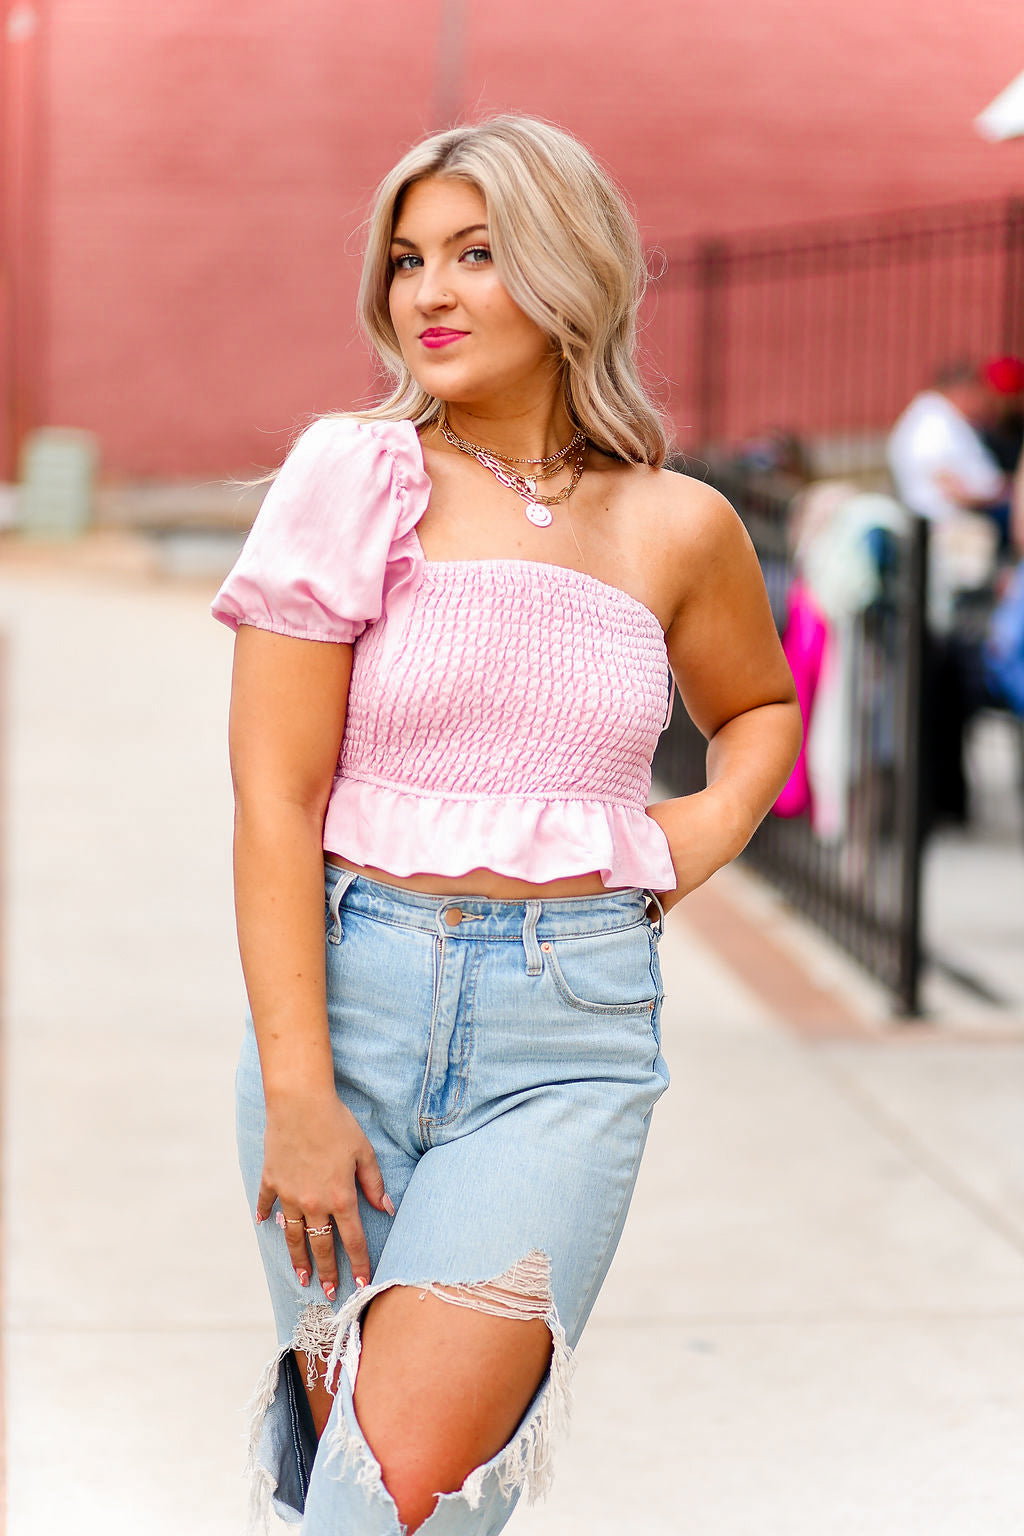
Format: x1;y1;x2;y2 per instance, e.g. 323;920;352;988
324;1283;336;1301
298;1269;309;1287
275;1211;286;1229
355;1276;367;1289
254;1209;265;1224
382;1194;396;1216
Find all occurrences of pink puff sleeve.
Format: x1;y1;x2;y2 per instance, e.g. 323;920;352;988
211;416;428;644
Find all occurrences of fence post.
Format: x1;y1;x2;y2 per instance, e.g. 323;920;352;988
896;515;928;1017
1001;196;1024;354
695;239;729;450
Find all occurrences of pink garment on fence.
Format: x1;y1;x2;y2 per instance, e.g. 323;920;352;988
773;579;827;818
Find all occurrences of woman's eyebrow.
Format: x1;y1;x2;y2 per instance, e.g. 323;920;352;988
390;223;489;250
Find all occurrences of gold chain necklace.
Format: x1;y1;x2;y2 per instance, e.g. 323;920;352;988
439;411;587;528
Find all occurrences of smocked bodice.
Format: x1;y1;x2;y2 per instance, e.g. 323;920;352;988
341;559;669;806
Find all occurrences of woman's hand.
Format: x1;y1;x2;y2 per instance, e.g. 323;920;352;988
646;784;752;916
255;1089;394;1297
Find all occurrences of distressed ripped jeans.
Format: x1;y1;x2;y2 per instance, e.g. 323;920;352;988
235;866;670;1533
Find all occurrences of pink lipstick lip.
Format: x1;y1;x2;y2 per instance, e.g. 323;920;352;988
419;328;468;349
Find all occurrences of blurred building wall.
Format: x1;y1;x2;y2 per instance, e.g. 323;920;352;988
3;0;1023;478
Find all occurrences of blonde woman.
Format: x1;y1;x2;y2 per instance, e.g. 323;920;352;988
213;115;800;1535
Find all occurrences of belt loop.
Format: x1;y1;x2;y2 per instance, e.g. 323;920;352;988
327;868;358;945
522;900;543;975
644;888;665;939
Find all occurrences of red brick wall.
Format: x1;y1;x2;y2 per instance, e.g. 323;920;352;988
34;0;442;477
6;0;1024;476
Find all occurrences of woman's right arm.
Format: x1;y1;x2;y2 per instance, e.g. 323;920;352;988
229;623;391;1295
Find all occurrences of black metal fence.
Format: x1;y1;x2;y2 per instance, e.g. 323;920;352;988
648;195;1024;1014
648;195;1024;477
653;473;929;1014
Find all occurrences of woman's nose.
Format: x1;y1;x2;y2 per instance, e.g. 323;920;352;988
414;265;455;312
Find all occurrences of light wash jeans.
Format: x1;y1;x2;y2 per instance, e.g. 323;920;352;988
236;865;670;1533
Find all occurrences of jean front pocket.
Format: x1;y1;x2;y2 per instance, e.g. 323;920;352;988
541;923;660;1015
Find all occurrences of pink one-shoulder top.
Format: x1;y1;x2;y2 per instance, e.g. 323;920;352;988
212;416;676;889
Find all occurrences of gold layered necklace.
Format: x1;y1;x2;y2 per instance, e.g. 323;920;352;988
439;410;587;527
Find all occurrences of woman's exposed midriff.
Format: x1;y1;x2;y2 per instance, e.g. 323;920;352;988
322;852;622;900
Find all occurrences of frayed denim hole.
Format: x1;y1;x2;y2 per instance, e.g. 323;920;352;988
323;1251;574;1514
244;1297;342;1536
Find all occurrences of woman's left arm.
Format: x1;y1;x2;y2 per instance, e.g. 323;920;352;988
646;481;802;914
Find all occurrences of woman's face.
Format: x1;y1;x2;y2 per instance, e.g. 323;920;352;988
387;176;557;408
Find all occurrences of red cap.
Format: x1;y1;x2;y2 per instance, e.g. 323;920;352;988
982;355;1024;394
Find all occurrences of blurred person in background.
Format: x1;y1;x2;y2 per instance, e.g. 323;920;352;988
887;358;1009;546
729;426;815;628
887;360;1011;825
211;115;800;1535
978;354;1024;483
984;444;1024;717
734;425;814;487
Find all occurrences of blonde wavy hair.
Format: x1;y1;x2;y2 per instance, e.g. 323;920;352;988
343;114;668;467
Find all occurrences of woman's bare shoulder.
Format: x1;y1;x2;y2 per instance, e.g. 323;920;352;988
592;446;734;515
595;451;748;565
582;450;750;628
652;464;741;537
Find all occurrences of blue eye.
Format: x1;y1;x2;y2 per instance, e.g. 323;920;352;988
462;246;491;264
392;254;422;272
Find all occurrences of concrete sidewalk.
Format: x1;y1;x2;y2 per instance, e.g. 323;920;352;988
3;550;1023;1535
921;710;1024;1018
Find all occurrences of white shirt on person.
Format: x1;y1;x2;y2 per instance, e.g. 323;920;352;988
887;390;1004;521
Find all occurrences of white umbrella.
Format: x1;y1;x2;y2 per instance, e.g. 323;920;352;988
976;68;1024;141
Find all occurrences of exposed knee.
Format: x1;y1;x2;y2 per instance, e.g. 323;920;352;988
340;1252;567;1524
379;1463;444;1534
